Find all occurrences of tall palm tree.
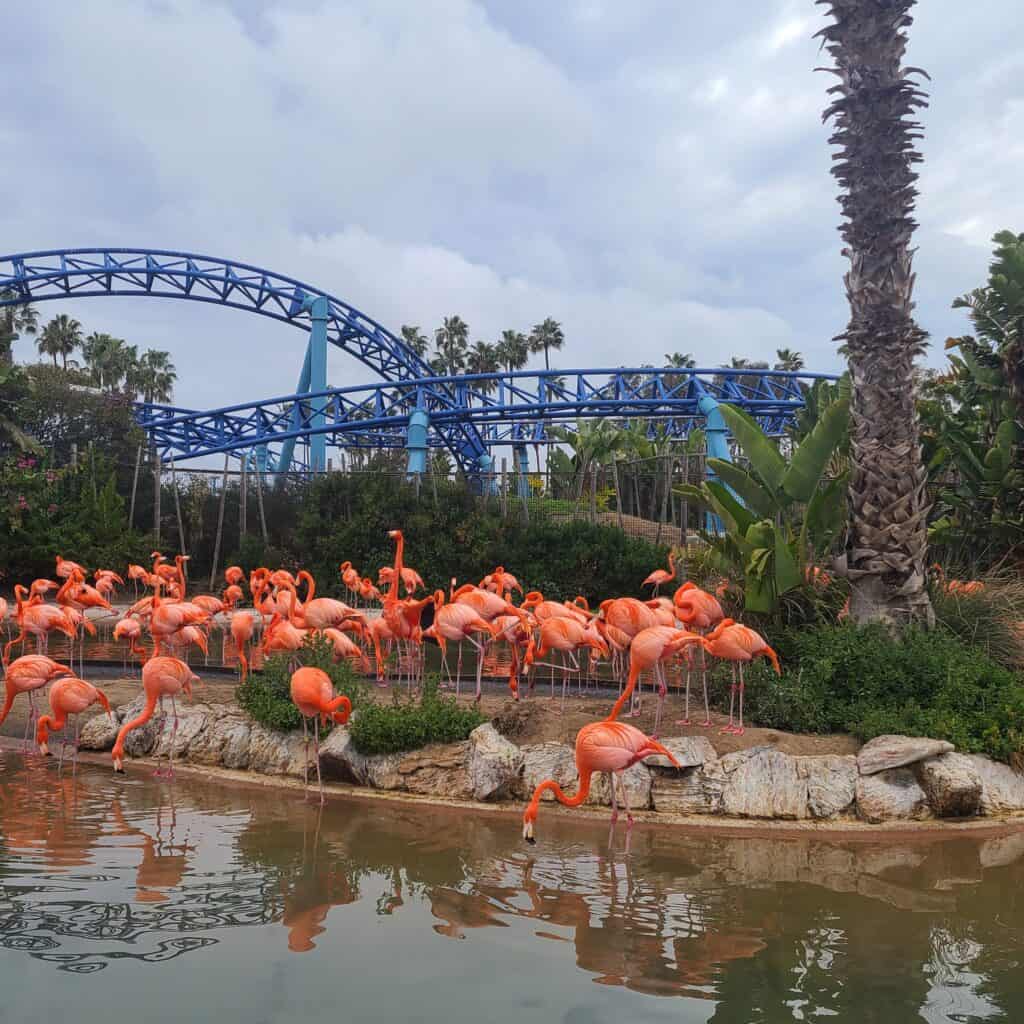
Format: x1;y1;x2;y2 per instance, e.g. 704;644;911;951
496;330;529;373
433;316;469;375
663;352;696;391
38;314;83;369
0;291;38;365
82;333;137;389
466;340;500;394
400;325;430;359
129;349;177;403
819;0;932;627
773;348;804;372
528;317;565;370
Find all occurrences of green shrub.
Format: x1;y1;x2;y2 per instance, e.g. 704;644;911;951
350;676;487;755
236;633;366;733
740;623;1024;764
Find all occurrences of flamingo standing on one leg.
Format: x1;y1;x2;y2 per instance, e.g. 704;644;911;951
112;656;199;777
290;666;352;803
642;551;677;597
0;655;72;750
522;719;680;844
36;676;113;771
703;622;781;735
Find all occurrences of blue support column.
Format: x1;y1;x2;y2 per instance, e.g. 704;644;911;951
477;451;496;495
406;407;429;476
306;296;329;474
514;444;530;499
274;341;311;479
698;394;732;533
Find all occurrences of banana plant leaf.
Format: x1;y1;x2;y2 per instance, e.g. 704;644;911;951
718;403;787;495
782;396;850;503
706;458;778;519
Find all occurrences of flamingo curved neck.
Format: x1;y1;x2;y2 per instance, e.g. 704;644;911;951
527;772;592;817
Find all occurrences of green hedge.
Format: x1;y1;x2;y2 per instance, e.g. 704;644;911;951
350;677;487;756
741;623;1024;764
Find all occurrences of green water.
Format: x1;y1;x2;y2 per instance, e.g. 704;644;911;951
0;752;1022;1023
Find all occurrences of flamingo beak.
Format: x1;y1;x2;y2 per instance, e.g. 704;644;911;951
114;757;124;772
39;742;49;757
523;819;535;844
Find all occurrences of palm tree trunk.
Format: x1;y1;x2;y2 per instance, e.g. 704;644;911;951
820;0;933;629
544;344;550;370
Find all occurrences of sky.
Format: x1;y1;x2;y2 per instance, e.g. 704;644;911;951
2;0;1022;411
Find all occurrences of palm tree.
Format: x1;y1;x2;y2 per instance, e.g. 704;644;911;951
433;316;469;376
82;333;138;389
466;341;500;394
774;348;804;372
0;291;38;365
496;330;529;373
819;0;932;628
129;349;177;403
400;325;430;359
38;314;82;369
664;351;695;369
528;318;565;370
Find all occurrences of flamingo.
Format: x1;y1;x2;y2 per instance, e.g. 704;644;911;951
112;656;199;776
231;611;255;681
490;612;533;700
4;586;76;663
521;591;588;625
224;565;244;587
36;676;113;770
642;551;677;596
522;719;680;843
703;621;781;735
377;564;426;596
0;655;72;749
149;586;209;657
672;582;725;726
523;617;609;711
290;666;352;802
322;627;369;673
55;555;86;580
423;590;499;701
113;617;148;669
222;584;244;611
611;625;703;734
339;561;361;604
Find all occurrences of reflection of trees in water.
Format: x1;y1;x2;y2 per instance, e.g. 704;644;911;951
3;759;1024;1013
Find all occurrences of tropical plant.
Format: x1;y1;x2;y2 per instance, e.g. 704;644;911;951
466;340;501;392
0;364;42;455
0;291;38;365
549;418;626;498
81;333;138;390
952;230;1024;423
773;348;804;372
128;349;177;403
496;329;529;373
432;316;469;376
37;314;82;369
400;324;430;359
528;317;565;370
819;0;933;629
676;396;850;614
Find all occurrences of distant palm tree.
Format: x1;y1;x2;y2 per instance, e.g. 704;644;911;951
528;318;565;370
664;351;695;369
433;316;469;375
466;341;501;394
38;314;82;369
82;333;138;389
129;349;177;403
773;348;805;372
497;330;529;373
0;291;38;365
400;325;430;359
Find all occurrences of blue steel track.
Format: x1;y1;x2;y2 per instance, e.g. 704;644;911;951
0;247;835;473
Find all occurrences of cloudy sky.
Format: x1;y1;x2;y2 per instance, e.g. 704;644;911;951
3;0;1021;410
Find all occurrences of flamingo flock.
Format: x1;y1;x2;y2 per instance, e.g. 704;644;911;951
1;538;783;819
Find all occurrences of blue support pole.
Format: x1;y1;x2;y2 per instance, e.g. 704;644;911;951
406;408;429;476
274;340;311;478
514;444;530;499
306;295;329;474
477;451;496;495
698;394;732;534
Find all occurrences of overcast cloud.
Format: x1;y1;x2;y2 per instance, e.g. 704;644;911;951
2;0;1022;408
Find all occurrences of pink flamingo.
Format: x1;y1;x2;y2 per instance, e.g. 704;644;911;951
703;621;781;735
673;582;725;726
523;617;609;711
290;666;352;802
0;655;72;749
423;590;498;702
112;656;199;776
642;551;677;596
36;676;113;770
230;611;255;681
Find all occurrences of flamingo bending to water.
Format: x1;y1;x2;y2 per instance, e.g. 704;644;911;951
523;720;680;843
1;655;72;749
703;621;780;735
37;676;113;770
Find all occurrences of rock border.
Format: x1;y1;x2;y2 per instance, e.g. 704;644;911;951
77;701;1024;824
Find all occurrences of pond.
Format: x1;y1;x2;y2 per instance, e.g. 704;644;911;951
1;751;1022;1022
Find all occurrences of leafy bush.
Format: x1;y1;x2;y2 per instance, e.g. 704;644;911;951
236;634;366;733
930;573;1024;670
350;676;486;755
741;623;1024;764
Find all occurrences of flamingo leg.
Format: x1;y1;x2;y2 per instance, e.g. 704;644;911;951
58;721;68;773
301;715;310;792
735;662;746;735
678;663;692;726
653;663;667;738
469;636;486;703
700;645;712;727
314;716;324;805
72;715;81;775
166;695;179;779
721;664;737;734
609;770;619;828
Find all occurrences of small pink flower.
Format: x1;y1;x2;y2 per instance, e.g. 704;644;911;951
16;495;29;510
46;470;57;483
47;503;58;515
